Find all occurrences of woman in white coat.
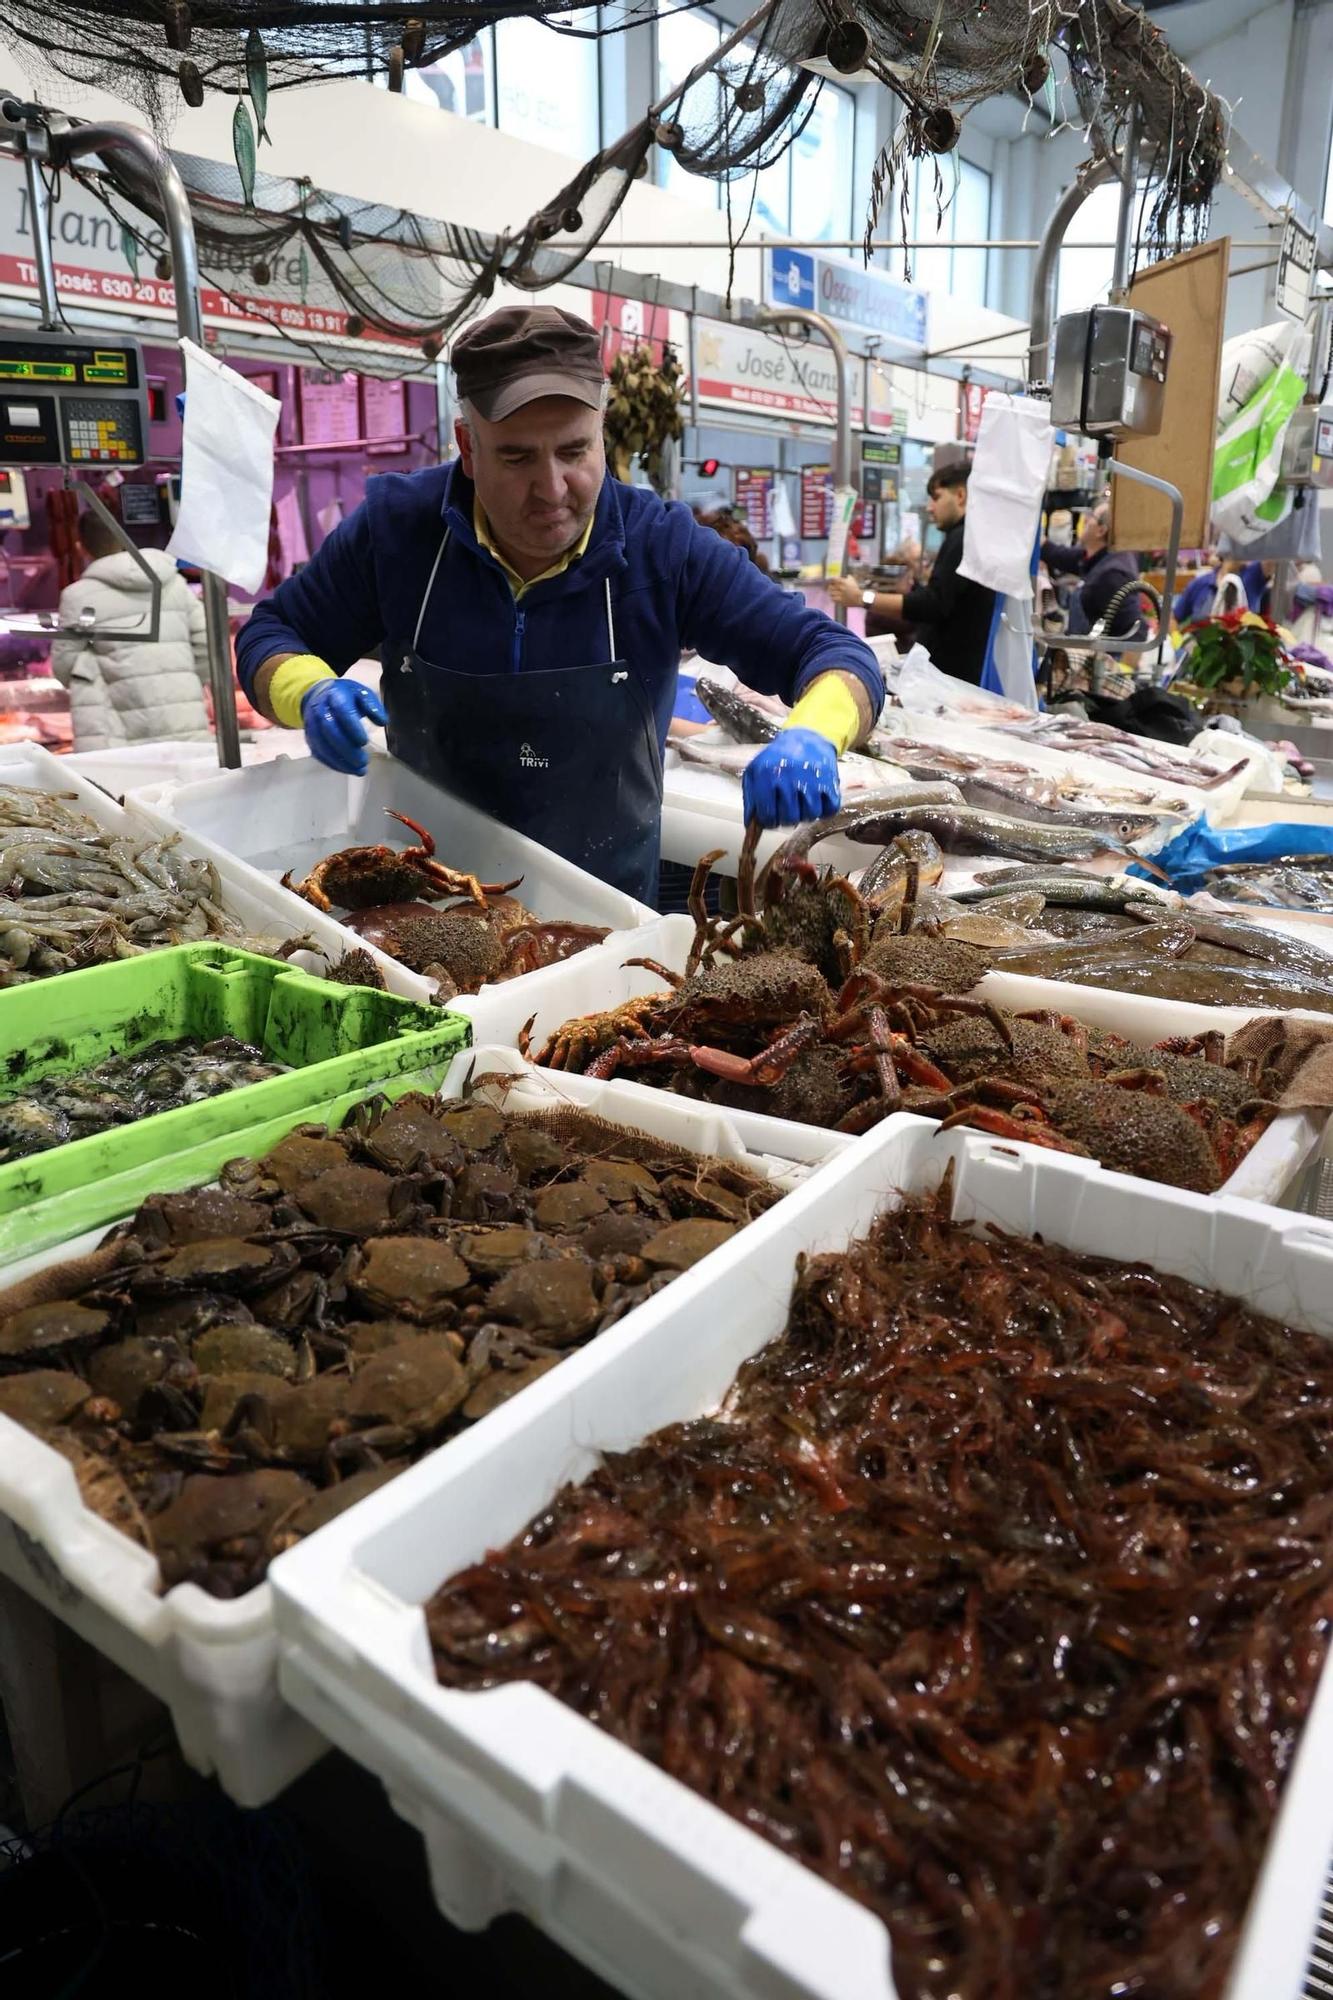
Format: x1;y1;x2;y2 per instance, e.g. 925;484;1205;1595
51;510;212;751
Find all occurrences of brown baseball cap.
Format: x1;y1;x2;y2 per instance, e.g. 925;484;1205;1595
452;306;605;423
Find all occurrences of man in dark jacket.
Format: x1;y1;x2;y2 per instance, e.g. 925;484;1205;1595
1043;501;1147;640
829;461;995;686
236;306;883;903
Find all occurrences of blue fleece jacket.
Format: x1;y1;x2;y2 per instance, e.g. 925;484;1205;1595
236;462;884;746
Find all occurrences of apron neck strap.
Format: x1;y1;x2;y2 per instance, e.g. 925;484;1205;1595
414;528;450;652
417;525;619;660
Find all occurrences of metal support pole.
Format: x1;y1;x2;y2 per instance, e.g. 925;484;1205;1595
1110;104;1142;302
19;138;60;330
1028;158;1117;388
687;297;700;434
757;305;851;620
46;118;241;767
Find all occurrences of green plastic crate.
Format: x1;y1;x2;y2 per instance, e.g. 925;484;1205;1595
0;1068;452;1272
0;945;469;1263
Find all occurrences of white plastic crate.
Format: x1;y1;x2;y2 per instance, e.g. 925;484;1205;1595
138;750;657;1002
0;743;318;954
65;741;225;798
457;913;1325;1207
268;1117;1333;2000
0;1051;818;1807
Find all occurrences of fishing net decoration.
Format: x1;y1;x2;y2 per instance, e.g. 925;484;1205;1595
46;0;1223;361
800;0;1226;270
0;0;667;136
59;11;820;363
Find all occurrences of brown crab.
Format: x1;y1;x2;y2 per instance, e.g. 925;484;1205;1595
281;810;522;915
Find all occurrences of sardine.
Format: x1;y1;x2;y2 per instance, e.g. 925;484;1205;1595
232;99;257;210
120;226;139;282
694;679;779;743
247;27;271;143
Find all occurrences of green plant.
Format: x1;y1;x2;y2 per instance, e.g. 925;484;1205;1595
604;343;684;493
1179;609;1294;697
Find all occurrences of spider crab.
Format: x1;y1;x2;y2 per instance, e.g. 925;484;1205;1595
282;810;522;915
524;822;1017;1133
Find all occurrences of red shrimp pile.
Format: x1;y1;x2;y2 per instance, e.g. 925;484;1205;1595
428;1192;1333;1998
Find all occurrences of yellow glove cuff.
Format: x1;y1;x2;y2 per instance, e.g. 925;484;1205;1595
268;654;336;729
782;675;860;756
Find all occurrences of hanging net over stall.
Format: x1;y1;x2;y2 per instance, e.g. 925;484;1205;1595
38;0;1225;355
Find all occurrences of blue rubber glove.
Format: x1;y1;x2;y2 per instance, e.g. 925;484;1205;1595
301;679;387;777
742;727;842;829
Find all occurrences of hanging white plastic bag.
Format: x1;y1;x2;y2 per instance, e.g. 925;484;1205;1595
167;340;280;592
959;393;1055;601
895;645;1028;717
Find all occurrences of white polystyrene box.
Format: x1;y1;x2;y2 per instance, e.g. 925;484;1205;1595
457;912;1326;1208
268;1117;1333;2000
136;751;657;1002
0;1050;817;1806
0;742;325;955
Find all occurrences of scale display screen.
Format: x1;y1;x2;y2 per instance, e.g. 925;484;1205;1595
0;360;77;382
0;332;148;467
0;340;138;387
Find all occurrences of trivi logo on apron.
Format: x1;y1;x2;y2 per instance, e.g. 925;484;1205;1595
519;742;549;769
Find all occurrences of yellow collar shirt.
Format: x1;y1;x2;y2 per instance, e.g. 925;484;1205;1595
474;503;594;599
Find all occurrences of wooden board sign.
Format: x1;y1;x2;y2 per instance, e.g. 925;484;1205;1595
1111;236;1229;555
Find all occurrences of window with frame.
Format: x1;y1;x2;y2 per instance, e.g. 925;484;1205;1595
655;5;855;239
373;12;602;162
655;2;725;209
376;32;496;120
1055;181;1135;318
495;10;601;157
888;156;992;305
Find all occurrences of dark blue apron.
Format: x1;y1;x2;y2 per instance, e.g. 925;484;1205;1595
383;529;662;905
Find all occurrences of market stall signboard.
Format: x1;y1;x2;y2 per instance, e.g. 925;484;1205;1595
119;482;162;526
733;467;775;539
298;370;362;447
362;375;408;455
800;463;833;539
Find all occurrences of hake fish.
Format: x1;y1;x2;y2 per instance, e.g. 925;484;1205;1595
784;801;1163;875
694;679;780;742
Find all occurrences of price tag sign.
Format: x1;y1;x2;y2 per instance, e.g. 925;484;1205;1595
1277;213;1316;322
